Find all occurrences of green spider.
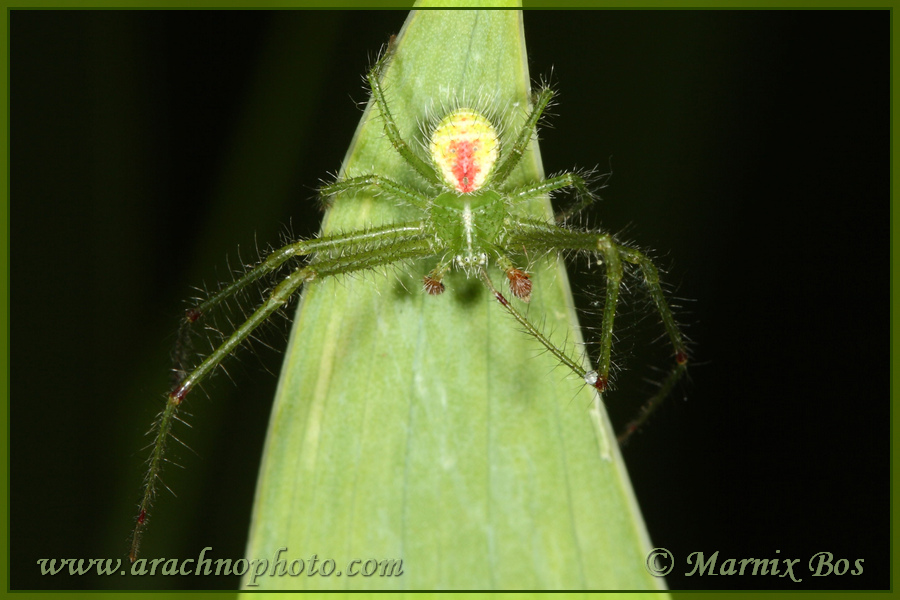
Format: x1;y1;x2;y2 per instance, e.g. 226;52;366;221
129;47;688;562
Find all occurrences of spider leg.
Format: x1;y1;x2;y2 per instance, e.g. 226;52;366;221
130;230;431;562
614;245;689;443
502;224;624;393
507;221;688;443
491;86;553;185
506;171;596;223
479;266;594;385
171;235;429;404
616;350;687;445
321;174;432;210
186;222;426;323
171;222;426;386
489;85;554;187
365;49;442;188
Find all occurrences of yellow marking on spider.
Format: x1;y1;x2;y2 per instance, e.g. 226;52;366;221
429;108;499;193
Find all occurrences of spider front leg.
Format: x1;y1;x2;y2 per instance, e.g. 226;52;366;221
129;226;430;562
507;171;598;224
364;49;442;188
506;220;689;442
489;85;554;187
320;173;432;209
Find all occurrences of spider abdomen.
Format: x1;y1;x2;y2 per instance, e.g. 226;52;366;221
430;108;500;193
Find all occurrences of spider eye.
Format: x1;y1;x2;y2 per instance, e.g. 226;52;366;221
429;108;499;194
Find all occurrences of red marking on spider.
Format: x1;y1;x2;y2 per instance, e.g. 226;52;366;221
186;308;202;323
137;509;146;525
430;109;498;193
493;291;510;308
448;140;479;193
676;351;688;365
593;374;608;392
505;268;532;302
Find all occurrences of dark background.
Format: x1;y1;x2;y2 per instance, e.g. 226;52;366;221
11;9;889;591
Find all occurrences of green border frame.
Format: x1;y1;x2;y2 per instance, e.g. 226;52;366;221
1;2;895;600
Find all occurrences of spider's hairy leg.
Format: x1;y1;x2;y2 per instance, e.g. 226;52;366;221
479;266;592;385
506;171;597;223
505;221;622;392
321;174;431;210
129;226;430;562
489;85;554;187
507;220;689;442
170;222;427;385
616;351;686;445
365;47;442;188
181;223;426;325
615;246;689;444
594;236;623;394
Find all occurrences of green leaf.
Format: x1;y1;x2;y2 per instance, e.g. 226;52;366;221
243;7;667;591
